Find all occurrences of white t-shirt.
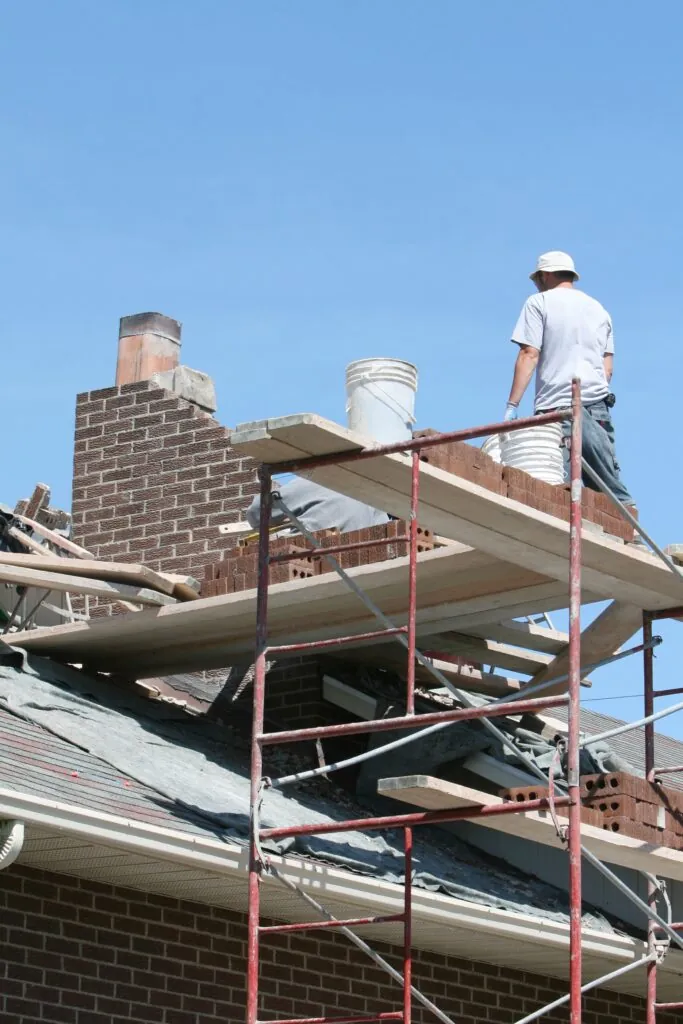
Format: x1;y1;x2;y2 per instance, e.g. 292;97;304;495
511;288;614;411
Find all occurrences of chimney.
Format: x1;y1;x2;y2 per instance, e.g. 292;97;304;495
115;312;182;386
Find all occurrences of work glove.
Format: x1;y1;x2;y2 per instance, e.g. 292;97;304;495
504;402;519;423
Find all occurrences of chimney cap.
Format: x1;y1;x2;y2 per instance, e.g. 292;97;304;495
119;312;181;344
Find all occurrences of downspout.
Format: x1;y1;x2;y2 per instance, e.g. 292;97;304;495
0;820;24;869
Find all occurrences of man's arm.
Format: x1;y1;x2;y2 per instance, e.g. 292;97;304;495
505;295;543;419
603;353;613;383
508;345;540;406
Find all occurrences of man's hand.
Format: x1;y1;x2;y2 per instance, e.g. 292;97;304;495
507;344;539;408
504;402;519;422
603;353;613;383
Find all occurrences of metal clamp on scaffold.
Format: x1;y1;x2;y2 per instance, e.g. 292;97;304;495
253;779;270;870
548;738;568;843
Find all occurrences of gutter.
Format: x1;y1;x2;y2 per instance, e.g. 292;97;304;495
0;786;644;967
0;819;24;869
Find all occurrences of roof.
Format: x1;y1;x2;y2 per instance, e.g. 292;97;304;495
0;704;220;838
551;705;683;791
0;648;618;935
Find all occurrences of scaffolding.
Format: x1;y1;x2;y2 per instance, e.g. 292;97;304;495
246;380;683;1024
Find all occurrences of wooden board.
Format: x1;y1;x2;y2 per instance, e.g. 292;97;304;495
0;563;176;607
231;414;683;612
418;632;551;675
14;515;92;558
527;601;644;697
467;619;569;655
337;647;522;697
9;544;596;677
0;551;196;600
378;775;683;882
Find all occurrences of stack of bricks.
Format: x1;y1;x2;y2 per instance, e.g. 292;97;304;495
415;430;634;543
502;772;683;850
202;521;435;597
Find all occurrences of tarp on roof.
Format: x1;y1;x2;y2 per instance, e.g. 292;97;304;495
0;647;619;934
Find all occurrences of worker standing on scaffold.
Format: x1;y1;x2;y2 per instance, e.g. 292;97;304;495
503;250;638;523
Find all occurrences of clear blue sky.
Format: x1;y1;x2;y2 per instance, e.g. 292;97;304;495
2;1;682;733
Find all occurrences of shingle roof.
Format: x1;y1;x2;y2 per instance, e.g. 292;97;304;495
0;705;222;837
0;651;617;933
552;705;683;791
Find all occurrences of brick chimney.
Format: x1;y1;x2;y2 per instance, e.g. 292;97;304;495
116;312;182;386
73;312;258;582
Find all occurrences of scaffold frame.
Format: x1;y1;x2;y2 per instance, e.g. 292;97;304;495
246;379;683;1024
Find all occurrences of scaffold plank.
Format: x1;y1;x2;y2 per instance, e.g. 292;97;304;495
467;619;569;655
0;551;185;597
377;775;683;882
0;562;176;607
231;414;683;611
8;545;586;677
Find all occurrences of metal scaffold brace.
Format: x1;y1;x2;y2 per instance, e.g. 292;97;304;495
246;379;683;1024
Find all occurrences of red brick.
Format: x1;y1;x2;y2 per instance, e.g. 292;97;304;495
581;772;670;805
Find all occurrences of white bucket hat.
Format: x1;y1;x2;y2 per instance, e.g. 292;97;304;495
530;251;579;282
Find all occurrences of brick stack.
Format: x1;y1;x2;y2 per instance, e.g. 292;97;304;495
415;431;634;543
502;772;683;849
202;521;435;597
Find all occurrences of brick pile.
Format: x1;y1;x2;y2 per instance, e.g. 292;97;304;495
502;772;683;849
202;521;435;597
415;431;634;543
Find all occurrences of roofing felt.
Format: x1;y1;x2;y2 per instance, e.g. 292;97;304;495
0;647;617;934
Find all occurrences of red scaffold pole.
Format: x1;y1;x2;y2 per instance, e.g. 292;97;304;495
403;826;413;1024
644;611;658;1024
405;450;420;716
246;467;273;1024
567;378;583;1024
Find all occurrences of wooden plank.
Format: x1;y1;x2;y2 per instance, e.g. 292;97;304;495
166;575;201;602
14;515;92;558
6;527;142;613
6;526;52;557
527;601;644;697
231;415;683;611
0;563;176;607
0;551;181;598
418;632;551;675
9;545;591;677
337;646;522;697
377;775;683;882
467;619;569;655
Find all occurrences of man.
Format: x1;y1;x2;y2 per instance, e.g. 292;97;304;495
504;250;636;515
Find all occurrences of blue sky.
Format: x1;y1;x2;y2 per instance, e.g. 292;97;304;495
2;1;682;733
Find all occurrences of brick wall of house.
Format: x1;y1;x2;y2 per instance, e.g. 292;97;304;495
71;380;260;583
0;864;668;1024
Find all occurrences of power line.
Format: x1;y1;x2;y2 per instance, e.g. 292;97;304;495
582;693;645;702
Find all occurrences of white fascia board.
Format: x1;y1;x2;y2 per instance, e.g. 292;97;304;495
0;786;641;968
463;752;540;789
322;674;378;720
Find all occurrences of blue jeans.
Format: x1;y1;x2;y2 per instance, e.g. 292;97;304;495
540;399;634;507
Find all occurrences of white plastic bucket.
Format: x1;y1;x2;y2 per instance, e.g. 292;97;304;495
345;358;418;443
481;434;502;463
499;423;565;485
